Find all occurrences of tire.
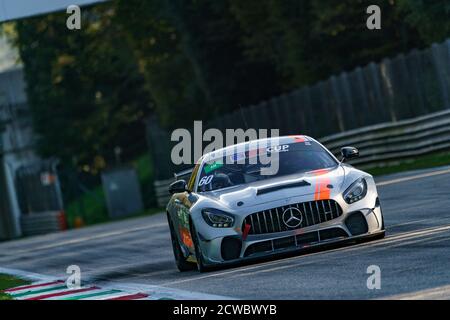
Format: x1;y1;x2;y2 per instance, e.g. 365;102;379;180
190;221;210;273
167;213;196;272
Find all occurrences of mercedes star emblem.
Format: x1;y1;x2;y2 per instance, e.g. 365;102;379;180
282;207;303;228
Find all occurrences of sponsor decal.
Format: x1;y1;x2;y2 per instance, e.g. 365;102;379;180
198;175;213;186
203;160;223;174
176;207;189;227
266;144;289;153
229;152;246;163
290;135;307;143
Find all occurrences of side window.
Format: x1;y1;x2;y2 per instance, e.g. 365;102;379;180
187;163;200;191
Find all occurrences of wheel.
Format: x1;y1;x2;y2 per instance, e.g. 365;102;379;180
190;221;210;273
167;213;196;272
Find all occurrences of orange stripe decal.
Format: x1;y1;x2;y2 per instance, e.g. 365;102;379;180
180;227;194;248
312;169;331;200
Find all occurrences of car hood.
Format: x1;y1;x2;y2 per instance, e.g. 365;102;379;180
201;166;346;210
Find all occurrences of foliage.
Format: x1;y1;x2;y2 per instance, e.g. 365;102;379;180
397;0;450;45
12;3;152;169
6;0;450;168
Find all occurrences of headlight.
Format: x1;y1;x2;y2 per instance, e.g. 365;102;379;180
201;208;234;228
343;178;367;204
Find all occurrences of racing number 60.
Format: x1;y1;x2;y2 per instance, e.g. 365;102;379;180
199;175;213;186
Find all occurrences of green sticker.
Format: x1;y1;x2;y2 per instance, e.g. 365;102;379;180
204;161;223;174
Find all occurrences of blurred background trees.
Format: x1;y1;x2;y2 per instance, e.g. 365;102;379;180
4;0;450;171
12;5;152;172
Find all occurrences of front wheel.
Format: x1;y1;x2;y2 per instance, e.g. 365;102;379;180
167;213;196;272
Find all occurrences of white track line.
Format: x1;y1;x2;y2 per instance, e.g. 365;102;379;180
377;167;450;186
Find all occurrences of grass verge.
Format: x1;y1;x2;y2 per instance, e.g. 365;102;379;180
0;274;30;300
365;151;450;176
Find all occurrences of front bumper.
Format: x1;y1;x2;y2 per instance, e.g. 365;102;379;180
195;205;384;266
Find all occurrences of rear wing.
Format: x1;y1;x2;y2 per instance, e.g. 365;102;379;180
174;168;194;182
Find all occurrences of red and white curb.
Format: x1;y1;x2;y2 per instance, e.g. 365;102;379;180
0;267;233;300
3;280;149;300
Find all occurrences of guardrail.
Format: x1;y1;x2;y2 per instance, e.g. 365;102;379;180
154;178;175;208
153;108;450;207
320;108;450;168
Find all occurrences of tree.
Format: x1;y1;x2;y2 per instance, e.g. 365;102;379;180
115;0;282;129
114;0;210;129
13;3;152;170
230;0;428;87
397;0;450;45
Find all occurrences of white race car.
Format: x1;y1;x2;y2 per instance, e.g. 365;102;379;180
166;135;385;272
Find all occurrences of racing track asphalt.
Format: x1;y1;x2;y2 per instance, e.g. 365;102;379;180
1;166;450;299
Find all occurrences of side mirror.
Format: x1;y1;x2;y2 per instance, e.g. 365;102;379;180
169;180;188;194
341;146;359;162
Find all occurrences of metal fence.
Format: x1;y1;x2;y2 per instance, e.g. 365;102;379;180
320;108;450;169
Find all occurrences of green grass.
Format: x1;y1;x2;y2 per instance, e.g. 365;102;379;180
0;274;30;300
65;153;159;228
366;151;450;176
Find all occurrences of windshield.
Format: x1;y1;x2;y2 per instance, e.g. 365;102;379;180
197;141;337;192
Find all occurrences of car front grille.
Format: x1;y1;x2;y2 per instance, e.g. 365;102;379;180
243;199;343;235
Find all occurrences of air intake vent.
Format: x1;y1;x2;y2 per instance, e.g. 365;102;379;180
221;236;242;261
345;212;368;236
